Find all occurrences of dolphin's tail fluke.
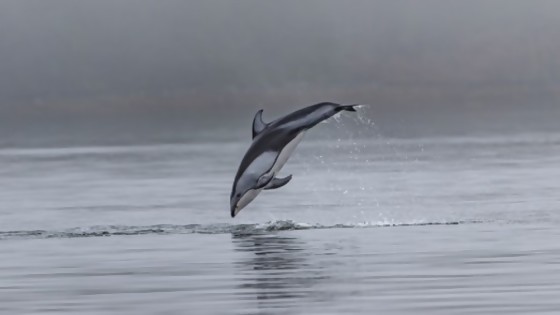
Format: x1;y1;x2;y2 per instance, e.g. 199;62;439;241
338;104;358;112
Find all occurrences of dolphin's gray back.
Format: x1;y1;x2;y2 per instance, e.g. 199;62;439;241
270;103;338;131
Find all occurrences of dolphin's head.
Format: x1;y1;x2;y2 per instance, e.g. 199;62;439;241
230;189;261;218
230;176;262;218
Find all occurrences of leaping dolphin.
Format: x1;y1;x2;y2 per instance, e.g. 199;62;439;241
230;102;358;217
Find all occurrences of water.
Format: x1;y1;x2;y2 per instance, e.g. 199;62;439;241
1;130;560;314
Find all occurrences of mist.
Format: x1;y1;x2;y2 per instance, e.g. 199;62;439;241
1;0;559;146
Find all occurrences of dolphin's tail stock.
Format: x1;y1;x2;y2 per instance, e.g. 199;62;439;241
337;104;358;112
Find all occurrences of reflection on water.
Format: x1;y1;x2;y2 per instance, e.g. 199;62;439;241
232;233;327;313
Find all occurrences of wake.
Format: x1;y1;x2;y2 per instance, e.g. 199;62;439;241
0;219;483;241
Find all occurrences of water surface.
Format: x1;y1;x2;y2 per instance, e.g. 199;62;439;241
1;132;560;314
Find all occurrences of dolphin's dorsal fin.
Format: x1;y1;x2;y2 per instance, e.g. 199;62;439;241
252;109;268;138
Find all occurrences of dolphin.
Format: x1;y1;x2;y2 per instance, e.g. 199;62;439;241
230;102;358;217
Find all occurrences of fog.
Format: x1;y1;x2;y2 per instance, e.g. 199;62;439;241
1;0;559;146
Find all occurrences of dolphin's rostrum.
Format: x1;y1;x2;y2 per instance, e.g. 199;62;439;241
230;102;358;217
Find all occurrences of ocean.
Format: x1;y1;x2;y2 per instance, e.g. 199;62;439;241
1;122;560;314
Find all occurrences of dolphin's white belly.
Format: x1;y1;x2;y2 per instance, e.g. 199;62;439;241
270;131;305;175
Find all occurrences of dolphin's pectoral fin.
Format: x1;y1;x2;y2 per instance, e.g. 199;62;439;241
252;109;268;138
264;174;292;190
255;173;274;189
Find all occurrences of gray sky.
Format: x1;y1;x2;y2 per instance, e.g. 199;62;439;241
1;1;560;145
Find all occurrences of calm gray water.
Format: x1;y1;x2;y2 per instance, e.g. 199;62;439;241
1;129;560;314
